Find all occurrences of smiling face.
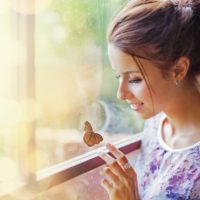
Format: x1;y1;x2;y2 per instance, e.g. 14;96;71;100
108;44;177;119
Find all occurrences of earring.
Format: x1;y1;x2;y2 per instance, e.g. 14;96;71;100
175;80;181;87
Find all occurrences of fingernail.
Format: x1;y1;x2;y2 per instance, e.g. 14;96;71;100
106;143;112;148
106;143;115;150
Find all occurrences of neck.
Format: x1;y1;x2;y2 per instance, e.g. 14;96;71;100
164;81;200;137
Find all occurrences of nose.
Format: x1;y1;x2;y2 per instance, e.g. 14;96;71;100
117;80;132;100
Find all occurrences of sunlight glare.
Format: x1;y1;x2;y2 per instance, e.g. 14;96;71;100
0;99;21;126
0;157;19;181
0;0;10;14
20;98;41;122
0;29;26;68
11;0;53;15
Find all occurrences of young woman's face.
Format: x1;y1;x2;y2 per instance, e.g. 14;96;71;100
108;44;176;119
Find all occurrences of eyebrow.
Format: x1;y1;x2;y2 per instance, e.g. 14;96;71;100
112;67;141;74
115;70;141;78
116;70;141;75
124;70;140;74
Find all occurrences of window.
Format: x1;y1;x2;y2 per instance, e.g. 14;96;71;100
35;0;143;170
0;0;143;199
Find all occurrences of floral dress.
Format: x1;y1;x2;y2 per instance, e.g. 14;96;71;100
134;113;200;200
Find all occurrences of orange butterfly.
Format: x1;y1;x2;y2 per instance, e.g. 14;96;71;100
83;121;103;147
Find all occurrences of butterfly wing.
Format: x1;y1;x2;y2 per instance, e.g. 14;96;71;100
83;121;103;146
84;121;93;132
94;133;103;144
83;121;95;146
83;132;96;147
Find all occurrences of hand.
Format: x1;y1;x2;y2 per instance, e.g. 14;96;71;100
99;143;140;200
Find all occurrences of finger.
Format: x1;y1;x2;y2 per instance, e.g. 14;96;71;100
101;166;120;186
106;143;124;159
99;149;133;177
106;144;132;171
99;151;126;180
98;150;115;165
101;178;113;193
110;161;126;178
118;156;130;168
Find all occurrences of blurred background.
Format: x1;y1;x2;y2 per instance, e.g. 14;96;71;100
0;0;143;199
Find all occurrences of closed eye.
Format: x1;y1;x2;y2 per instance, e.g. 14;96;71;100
128;78;142;84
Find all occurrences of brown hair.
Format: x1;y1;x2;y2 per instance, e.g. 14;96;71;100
107;0;200;81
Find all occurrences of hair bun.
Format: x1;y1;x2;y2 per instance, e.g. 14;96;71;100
172;0;200;9
171;0;200;23
184;0;200;14
188;1;200;24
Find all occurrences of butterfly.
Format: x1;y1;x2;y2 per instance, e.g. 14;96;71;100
83;121;103;147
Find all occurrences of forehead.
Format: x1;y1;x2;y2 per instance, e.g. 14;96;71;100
108;44;140;74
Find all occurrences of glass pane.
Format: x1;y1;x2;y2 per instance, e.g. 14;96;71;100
34;151;138;200
35;0;144;170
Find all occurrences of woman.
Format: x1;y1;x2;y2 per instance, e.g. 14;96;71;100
99;0;200;199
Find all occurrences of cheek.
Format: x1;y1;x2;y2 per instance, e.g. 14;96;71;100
148;83;173;110
129;83;151;101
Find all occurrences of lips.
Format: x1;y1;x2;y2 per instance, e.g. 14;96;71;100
130;103;144;111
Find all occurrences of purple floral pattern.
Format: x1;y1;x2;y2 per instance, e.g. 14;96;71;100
134;114;200;200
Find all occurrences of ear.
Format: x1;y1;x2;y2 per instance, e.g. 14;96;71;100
170;56;190;81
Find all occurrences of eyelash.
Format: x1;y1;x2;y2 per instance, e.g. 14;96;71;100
115;75;142;84
128;78;142;84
